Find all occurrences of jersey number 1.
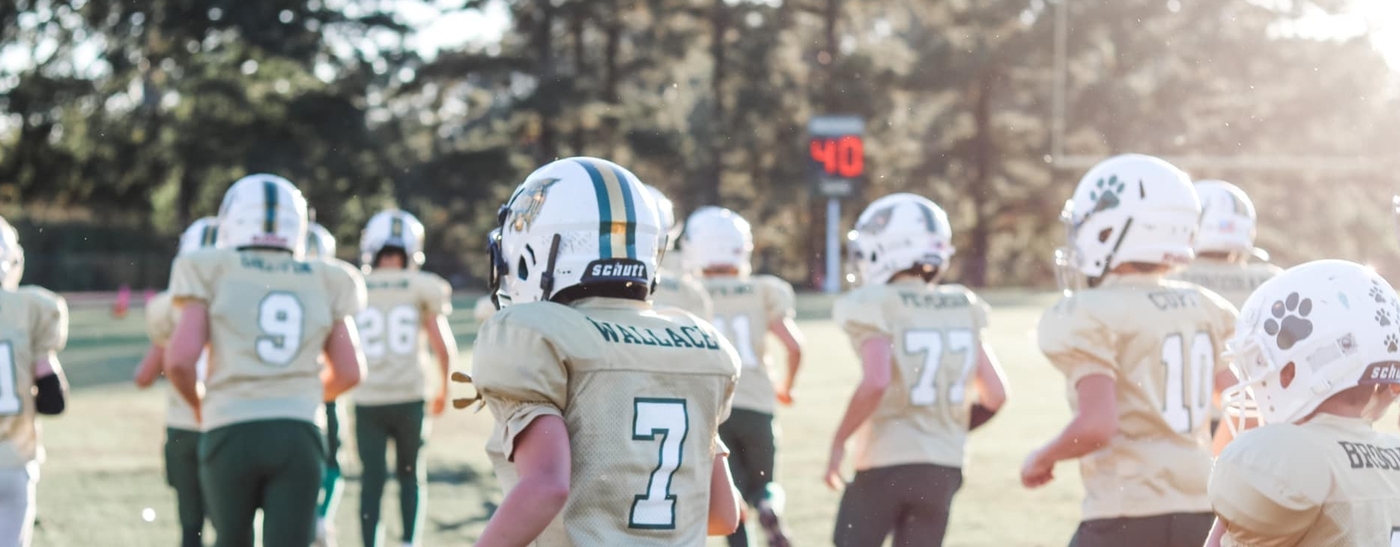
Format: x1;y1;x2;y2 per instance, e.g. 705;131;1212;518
1161;332;1214;433
629;398;688;530
0;343;19;415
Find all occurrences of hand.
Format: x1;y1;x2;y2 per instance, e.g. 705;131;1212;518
775;386;794;407
431;390;448;416
823;444;846;491
133;367;156;389
193;405;203;426
1020;448;1055;489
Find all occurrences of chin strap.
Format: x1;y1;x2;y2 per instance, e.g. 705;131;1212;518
450;371;485;412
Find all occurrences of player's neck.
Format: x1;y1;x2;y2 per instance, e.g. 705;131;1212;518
702;267;742;278
1197;252;1242;264
1108;262;1171;277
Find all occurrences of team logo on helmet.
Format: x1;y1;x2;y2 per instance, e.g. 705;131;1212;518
857;205;895;236
508;177;560;232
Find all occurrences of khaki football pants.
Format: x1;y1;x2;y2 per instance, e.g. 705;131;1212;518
0;463;37;547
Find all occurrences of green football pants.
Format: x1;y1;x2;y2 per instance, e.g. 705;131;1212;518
165;427;205;547
354;401;426;547
199;419;324;547
319;401;344;520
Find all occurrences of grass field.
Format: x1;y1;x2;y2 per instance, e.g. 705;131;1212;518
35;291;1117;546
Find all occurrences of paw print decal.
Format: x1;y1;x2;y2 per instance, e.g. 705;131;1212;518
1263;292;1313;350
1089;175;1126;213
1370;284;1388;304
1378;308;1393;328
1386;333;1399;353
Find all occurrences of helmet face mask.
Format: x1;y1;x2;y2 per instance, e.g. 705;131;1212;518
216;174;309;257
492;157;663;307
305;222;336;260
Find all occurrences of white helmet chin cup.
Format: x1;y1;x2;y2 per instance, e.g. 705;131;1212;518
216;174;309;257
1195;179;1257;256
1058;154;1200;285
849;193;954;286
360;210;427;269
494;157;663;306
680;206;753;275
1225;259;1400;428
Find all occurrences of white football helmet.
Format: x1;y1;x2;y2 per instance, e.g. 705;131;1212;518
360;210;426;269
849;193;955;286
1194;179;1256;256
1055;154;1200;291
177;217;221;255
1222;260;1400;431
680;206;753;275
216;174;308;256
490;157;663;306
644;184;681;251
305;222;336;260
0;217;22;290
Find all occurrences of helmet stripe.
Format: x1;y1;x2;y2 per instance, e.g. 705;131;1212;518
576;159;615;258
263;180;277;234
608;164;638;259
201;225;216;247
593;161;631;259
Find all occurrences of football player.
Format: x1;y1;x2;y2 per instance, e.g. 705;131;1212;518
644;185;712;319
1206;259;1400;546
353;209;457;547
304;221;347;547
134;216;220;547
0;217;68;547
164;174;367;547
1022;154;1239;547
680;206;802;547
1171;180;1280;307
825;193;1009;547
470;156;742;546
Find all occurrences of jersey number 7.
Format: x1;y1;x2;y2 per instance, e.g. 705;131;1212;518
629;398;688;530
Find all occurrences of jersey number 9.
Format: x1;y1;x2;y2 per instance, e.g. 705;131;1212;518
256;292;305;366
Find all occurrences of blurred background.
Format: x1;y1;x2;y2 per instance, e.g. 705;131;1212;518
3;0;1400;292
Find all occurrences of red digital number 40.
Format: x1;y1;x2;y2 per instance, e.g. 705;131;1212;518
809;135;864;178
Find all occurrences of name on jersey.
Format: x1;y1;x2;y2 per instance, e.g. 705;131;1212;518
586;317;722;350
1176;274;1270;293
898;292;969;309
240;255;312;274
708;284;754;297
366;279;411;291
1146;289;1201;311
1338;440;1400;471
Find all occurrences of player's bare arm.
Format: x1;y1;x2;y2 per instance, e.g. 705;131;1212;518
825;335;893;490
1022;374;1117;489
423;312;458;416
476;414;571;547
971;341;1009;430
133;343;164;389
165;301;209;415
33;350;67;415
707;452;742;535
769;316;803;406
320;317;364;402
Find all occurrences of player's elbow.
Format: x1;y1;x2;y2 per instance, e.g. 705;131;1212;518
1079;414;1118;447
526;474;572;513
707;488;742;535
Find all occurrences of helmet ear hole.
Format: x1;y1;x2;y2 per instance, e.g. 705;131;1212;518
1097;228;1113;243
517;256;530;280
1280;362;1296;389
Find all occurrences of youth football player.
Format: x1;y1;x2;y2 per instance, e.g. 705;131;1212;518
164;174;367;547
470;156;743;546
680;206;802;547
135;216;220;547
1207;260;1400;546
353;209;457;547
303;221;348;547
1022;154;1239;547
825;193;1009;547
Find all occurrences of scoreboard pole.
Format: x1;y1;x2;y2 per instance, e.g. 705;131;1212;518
808;115;864;294
825;198;840;293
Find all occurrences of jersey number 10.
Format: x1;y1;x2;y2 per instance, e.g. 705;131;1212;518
1161;332;1215;434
